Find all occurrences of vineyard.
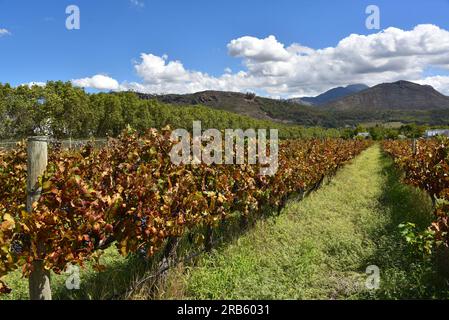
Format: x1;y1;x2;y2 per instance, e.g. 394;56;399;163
383;138;449;254
0;128;371;296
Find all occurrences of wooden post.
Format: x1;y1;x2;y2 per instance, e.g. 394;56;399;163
204;226;213;252
27;136;52;300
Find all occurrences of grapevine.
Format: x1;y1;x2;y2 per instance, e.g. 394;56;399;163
383;138;449;253
0;128;371;293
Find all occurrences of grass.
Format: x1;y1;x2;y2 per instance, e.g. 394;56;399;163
0;246;158;300
3;144;449;300
158;144;448;299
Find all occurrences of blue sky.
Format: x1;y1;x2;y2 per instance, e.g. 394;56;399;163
1;0;449;97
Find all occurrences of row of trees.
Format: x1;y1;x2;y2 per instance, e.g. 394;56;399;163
351;123;427;140
0;82;344;140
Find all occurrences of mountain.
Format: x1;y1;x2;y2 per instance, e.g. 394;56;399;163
137;91;272;120
135;81;449;128
136;91;331;126
324;81;449;111
290;84;369;106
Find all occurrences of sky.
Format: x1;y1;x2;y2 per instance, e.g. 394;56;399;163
1;0;449;97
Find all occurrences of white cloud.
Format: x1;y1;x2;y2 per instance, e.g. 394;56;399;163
71;24;449;97
72;75;120;91
416;76;449;95
23;82;46;87
134;54;189;83
227;35;291;62
0;28;11;37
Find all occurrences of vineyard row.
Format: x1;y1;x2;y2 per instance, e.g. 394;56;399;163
0;128;371;294
383;138;449;253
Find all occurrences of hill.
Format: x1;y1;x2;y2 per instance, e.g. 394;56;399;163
136;91;331;126
324;81;449;111
137;91;273;120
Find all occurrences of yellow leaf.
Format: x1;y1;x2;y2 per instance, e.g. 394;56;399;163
3;214;14;224
42;180;52;191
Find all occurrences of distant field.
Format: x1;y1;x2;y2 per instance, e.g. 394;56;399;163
361;122;405;129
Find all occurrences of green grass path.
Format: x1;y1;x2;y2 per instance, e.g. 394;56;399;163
174;144;445;299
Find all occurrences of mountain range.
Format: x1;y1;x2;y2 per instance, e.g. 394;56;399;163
136;80;449;128
289;84;370;106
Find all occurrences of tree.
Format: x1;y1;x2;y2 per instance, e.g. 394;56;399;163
400;123;425;138
96;94;124;136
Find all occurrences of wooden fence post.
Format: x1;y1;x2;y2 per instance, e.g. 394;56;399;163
204;226;213;252
27;136;52;300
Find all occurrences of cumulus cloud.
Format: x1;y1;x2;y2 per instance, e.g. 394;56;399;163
0;28;11;37
72;75;120;91
228;35;291;62
71;24;449;97
134;54;189;83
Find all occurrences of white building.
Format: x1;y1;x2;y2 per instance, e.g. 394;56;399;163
424;129;449;138
357;132;370;138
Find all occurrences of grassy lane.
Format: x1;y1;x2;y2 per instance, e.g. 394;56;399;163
162;145;447;299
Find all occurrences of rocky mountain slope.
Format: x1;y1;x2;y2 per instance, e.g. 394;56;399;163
324;81;449;111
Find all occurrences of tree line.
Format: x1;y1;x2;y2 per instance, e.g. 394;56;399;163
0;81;348;141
